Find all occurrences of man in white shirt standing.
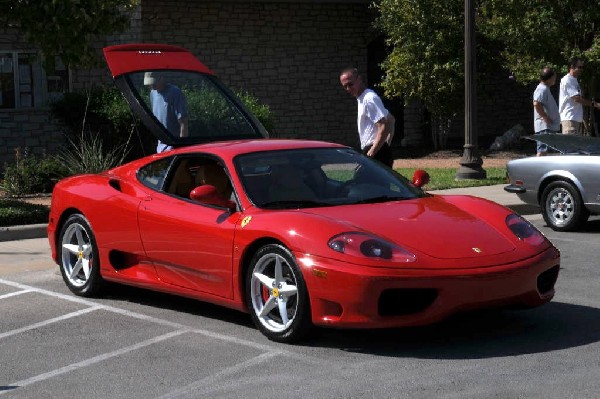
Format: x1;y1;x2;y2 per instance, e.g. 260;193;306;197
558;57;600;135
340;67;395;168
533;67;560;156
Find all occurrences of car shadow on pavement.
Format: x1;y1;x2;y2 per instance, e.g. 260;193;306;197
101;284;254;329
309;302;600;359
507;203;540;216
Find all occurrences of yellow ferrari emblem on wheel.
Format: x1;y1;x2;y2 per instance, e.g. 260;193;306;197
272;287;279;297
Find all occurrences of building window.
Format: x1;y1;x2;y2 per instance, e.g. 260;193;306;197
0;51;69;109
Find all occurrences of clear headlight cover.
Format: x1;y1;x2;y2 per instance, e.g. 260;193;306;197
328;232;416;263
505;214;546;246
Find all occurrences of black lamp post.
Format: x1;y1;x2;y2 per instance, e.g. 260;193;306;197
456;0;486;179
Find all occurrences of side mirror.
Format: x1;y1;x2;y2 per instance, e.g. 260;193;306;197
190;185;236;211
412;169;430;188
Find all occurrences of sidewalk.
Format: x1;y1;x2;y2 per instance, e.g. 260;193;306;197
0;184;539;242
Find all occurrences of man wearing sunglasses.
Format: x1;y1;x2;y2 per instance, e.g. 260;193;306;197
559;57;600;135
340;67;395;168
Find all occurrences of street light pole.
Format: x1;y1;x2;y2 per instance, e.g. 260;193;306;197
456;0;486;179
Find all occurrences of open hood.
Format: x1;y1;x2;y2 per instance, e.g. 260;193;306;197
524;134;600;155
103;44;268;147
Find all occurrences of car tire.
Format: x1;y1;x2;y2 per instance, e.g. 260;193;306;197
246;244;312;343
59;214;104;297
541;181;589;232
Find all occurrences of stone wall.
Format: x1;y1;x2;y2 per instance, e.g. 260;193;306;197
136;1;374;149
1;0;549;172
0;26;62;167
0;9;142;170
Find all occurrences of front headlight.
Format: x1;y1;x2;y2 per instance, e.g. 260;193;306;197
505;214;546;246
328;232;416;263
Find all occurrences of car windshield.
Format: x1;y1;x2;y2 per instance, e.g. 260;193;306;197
120;70;264;144
235;148;426;209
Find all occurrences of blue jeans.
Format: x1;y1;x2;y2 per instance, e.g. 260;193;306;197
535;129;558;153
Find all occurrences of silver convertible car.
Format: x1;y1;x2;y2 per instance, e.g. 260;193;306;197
505;134;600;231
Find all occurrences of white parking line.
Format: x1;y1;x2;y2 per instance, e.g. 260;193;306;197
0;329;189;394
0;306;100;340
0;277;321;395
158;351;282;399
0;278;321;358
0;289;33;300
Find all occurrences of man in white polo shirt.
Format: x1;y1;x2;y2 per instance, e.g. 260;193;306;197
559;57;600;135
340;67;395;168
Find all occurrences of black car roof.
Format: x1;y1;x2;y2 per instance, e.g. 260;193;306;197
525;134;600;155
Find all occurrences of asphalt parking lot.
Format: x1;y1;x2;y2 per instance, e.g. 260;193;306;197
1;213;600;398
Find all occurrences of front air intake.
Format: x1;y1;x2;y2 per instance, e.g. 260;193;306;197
378;288;437;316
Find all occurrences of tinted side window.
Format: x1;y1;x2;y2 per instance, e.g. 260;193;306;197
138;158;172;190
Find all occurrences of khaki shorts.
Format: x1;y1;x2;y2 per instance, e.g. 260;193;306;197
561;120;582;135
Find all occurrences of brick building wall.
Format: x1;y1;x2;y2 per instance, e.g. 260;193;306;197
2;0;544;172
0;26;64;167
136;0;374;148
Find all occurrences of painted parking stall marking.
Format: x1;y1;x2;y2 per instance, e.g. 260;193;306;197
0;278;318;395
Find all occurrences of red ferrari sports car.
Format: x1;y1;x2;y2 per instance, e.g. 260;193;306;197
48;44;560;343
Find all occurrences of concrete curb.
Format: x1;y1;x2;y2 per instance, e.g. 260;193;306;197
0;224;48;242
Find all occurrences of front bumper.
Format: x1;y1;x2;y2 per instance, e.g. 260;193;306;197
504;184;526;194
298;246;560;329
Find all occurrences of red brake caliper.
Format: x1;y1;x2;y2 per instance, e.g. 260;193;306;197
261;285;270;303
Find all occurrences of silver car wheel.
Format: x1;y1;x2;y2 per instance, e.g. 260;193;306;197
546;186;574;227
250;252;299;333
61;222;94;288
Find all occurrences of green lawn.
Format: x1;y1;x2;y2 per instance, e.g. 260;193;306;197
396;167;507;190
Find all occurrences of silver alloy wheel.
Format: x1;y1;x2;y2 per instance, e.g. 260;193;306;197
250;252;299;333
61;222;94;288
545;186;574;227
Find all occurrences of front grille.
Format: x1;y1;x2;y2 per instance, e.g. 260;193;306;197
537;265;560;294
378;288;437;316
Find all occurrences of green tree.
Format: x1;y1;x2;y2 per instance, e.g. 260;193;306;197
375;0;466;119
479;0;600;82
1;0;139;69
375;0;600;138
479;0;600;135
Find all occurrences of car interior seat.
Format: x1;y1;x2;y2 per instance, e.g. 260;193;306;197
268;164;317;202
167;160;195;197
196;163;233;199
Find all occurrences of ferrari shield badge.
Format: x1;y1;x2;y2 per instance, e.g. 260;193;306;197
241;216;252;228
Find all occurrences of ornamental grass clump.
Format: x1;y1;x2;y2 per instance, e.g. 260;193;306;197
57;133;130;176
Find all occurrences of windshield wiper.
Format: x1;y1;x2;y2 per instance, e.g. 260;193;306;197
260;200;331;209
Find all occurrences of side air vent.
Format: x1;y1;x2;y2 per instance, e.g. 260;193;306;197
109;179;122;192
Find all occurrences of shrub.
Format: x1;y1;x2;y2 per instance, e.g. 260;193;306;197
1;148;68;196
0;199;49;227
57;132;130;176
50;86;272;156
236;90;274;133
50;87;148;159
50;88;136;141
